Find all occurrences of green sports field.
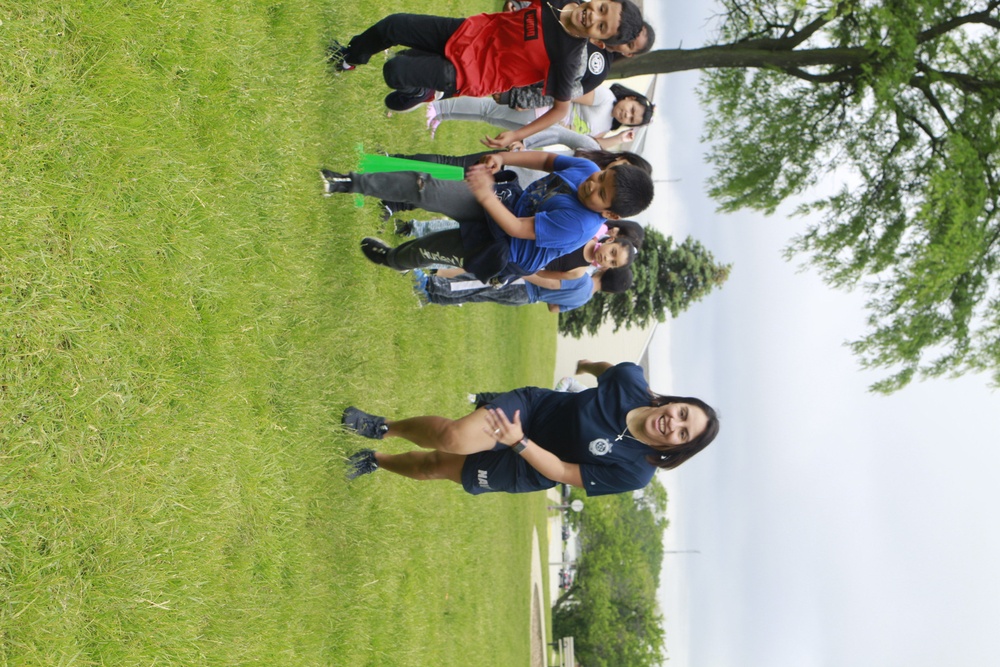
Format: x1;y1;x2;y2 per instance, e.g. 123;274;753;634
0;0;556;663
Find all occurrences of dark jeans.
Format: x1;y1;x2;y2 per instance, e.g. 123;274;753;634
425;274;531;307
346;14;463;94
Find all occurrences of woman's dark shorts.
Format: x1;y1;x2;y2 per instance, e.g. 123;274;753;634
460;387;558;495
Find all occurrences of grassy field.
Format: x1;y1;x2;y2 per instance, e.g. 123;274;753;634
0;0;556;664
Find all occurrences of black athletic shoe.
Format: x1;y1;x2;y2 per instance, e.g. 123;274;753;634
321;169;353;196
385;88;440;113
342;407;389;440
346;449;379;480
327;40;356;71
360;237;391;266
393;219;414;236
379;199;415;222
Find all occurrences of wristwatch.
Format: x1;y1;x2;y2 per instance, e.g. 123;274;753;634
512;438;528;454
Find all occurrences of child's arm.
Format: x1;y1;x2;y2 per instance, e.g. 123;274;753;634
593;129;636;150
480;150;557;173
523;273;562;290
465;165;536;240
481;99;573;149
534;267;588;282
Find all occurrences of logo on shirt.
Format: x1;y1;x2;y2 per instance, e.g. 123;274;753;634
588;52;607;75
523;9;539;41
589;438;613;456
477;469;492;489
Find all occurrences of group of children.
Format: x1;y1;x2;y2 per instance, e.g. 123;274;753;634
324;0;657;314
330;2;724;498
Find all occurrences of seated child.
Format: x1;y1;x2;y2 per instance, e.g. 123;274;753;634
329;0;644;147
319;150;654;282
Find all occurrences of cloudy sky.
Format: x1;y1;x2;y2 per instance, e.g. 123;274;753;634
638;3;1000;666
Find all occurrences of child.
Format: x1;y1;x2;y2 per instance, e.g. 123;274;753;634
320;150;654;282
412;266;632;311
329;0;644;147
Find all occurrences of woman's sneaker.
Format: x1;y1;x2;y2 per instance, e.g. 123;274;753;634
342;406;389;439
346;449;379;480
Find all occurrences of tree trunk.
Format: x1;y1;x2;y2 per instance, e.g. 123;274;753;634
608;45;873;78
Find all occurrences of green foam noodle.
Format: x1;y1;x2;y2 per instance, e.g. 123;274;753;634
358;154;465;181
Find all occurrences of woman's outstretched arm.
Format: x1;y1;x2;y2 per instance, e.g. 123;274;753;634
576;359;613;377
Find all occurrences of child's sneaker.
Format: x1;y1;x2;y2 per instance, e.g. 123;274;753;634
381;199;414;222
346;449;379;480
385;88;442;113
425;103;441;139
554;376;587;393
320;169;353;195
327;40;356;71
342;407;389;440
411;269;430;305
360;237;391;266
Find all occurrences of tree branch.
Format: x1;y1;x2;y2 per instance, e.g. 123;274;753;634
784;65;859;83
915;63;1000;96
917;1;1000;44
909;77;958;132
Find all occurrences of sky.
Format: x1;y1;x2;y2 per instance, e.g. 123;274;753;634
636;3;1000;666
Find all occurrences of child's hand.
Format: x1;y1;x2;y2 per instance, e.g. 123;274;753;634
481;130;517;149
620;129;636;143
479;154;504;173
465;164;496;200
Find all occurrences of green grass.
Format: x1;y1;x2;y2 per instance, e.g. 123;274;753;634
1;0;555;664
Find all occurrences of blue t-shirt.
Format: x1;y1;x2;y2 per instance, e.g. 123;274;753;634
506;155;605;275
525;273;595;312
525;362;658;496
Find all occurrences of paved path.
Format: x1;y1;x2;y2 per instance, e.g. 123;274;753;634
530;528;547;667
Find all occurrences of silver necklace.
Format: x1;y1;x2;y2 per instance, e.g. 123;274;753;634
615;422;642;443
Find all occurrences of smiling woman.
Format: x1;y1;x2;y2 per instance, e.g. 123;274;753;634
340;360;720;496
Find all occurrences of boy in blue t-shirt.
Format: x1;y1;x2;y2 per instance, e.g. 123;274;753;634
320;151;654;282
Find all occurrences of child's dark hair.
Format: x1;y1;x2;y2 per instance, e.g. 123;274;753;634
597;266;633;293
609;164;654;217
605;238;638;269
573;149;652;175
605;0;644;46
609;83;655;129
609;21;656;60
634;22;655;56
606;219;645;250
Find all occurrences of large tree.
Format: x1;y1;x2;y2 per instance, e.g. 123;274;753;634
610;0;1000;392
553;480;669;667
559;229;731;338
